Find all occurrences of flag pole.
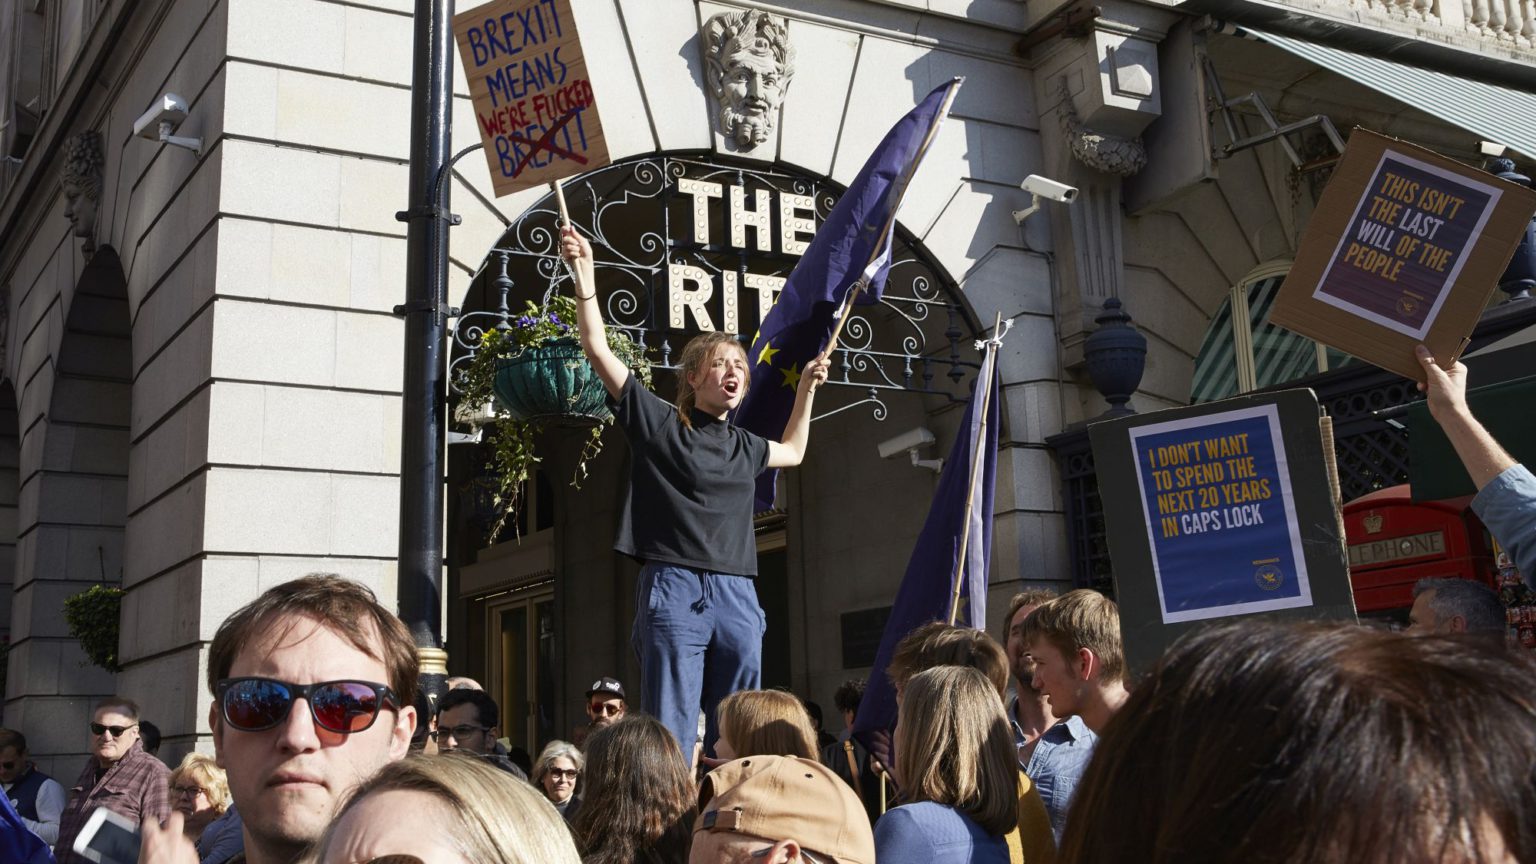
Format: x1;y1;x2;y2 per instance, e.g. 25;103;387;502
947;312;1002;625
824;79;962;356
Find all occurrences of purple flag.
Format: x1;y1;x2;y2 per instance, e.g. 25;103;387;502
851;343;1000;770
734;78;961;509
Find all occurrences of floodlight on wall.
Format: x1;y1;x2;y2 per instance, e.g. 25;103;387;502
133;93;201;156
1480;140;1508;158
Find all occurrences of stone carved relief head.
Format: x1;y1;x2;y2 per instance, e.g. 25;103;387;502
62;131;104;256
703;10;794;149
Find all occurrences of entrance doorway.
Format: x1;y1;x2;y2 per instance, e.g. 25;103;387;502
487;585;557;755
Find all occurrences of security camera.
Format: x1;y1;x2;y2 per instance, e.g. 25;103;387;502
1021;174;1078;203
1012;174;1078;224
133;93;201;156
877;427;937;460
1479;140;1508;158
134;94;188;139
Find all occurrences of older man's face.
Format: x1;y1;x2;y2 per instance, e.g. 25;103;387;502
90;707;140;767
0;746;25;783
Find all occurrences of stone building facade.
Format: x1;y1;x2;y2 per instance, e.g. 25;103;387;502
1;0;1530;772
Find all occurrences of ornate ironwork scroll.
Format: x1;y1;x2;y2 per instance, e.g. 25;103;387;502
451;154;982;420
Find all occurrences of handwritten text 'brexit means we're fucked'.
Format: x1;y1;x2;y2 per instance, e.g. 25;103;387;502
460;0;596;179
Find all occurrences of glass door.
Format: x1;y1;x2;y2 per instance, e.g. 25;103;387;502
488;588;556;755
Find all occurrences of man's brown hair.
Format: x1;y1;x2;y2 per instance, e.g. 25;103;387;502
886;621;1009;698
1002;588;1060;638
1020;588;1126;684
206;573;418;702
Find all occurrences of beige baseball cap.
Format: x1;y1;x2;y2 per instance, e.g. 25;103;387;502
695;755;875;864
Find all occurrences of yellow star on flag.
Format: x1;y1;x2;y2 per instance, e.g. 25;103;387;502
757;340;780;367
780;363;802;390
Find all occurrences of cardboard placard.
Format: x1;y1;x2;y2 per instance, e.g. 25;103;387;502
1271;129;1536;380
1089;390;1356;674
452;0;610;197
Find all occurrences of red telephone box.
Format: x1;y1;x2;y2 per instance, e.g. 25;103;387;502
1342;484;1497;614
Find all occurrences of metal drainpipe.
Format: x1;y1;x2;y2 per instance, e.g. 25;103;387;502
397;0;456;714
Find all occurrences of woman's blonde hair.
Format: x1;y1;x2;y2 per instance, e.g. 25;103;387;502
674;332;749;428
717;689;818;759
169;752;231;815
307;753;580;864
895;666;1020;837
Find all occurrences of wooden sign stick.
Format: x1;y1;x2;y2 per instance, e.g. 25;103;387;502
550;179;571;228
947;312;1002;626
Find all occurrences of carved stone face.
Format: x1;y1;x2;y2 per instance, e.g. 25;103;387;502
704;10;794;150
719;45;787;147
61;131;103;255
63;182;98;240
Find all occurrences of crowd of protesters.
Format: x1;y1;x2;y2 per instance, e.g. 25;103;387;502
3;303;1536;862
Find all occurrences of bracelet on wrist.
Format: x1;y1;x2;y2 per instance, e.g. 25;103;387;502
575;290;596;301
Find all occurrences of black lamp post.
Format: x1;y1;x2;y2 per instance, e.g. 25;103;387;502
1489;157;1536;303
397;0;456;712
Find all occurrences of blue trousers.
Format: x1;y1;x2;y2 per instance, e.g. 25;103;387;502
632;563;764;757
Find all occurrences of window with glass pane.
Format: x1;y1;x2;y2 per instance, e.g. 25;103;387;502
1191;274;1353;403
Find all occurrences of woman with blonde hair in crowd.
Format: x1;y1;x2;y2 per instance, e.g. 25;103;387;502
571;715;695;864
533;740;585;821
304;752;580;864
878;665;1020;863
713;689;818;760
167;752;242;864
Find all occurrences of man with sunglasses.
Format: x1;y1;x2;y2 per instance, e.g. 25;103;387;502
55;697;169;863
585;677;627;731
142;573;418;864
0;729;65;846
435;689;527;779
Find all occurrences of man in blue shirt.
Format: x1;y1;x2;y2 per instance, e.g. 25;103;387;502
1002;590;1096;844
1417;345;1535;587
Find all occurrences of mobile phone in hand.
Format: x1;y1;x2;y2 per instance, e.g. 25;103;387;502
72;807;141;864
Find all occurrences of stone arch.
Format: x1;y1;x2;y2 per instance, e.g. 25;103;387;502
442;152;998;713
4;246;131;767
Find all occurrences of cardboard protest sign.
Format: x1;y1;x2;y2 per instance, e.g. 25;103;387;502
452;0;610;197
1272;130;1536;381
1089;390;1356;673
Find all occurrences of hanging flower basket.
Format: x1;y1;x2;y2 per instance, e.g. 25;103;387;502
492;338;611;426
456;294;652;542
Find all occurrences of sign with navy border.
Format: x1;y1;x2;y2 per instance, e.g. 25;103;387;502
1090;389;1356;672
1129;404;1310;623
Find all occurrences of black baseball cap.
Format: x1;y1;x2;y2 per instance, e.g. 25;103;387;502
586;677;626;699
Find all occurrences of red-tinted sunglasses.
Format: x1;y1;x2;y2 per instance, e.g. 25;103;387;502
216;677;400;734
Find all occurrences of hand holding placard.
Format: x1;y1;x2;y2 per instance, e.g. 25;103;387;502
1271;130;1536;380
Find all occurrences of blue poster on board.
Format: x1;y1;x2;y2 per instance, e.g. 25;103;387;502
1128;404;1313;623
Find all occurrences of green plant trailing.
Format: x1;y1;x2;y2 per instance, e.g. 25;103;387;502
64;584;124;673
458;294;652;542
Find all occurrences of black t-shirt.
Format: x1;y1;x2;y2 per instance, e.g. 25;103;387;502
609;374;770;576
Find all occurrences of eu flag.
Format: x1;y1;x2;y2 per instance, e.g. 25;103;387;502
851;342;1001;770
734;78;961;510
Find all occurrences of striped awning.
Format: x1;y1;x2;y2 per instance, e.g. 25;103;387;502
1240;27;1536;162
